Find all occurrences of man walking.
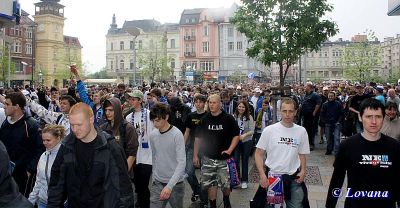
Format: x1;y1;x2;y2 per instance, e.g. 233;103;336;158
193;94;240;208
47;103;134;208
149;103;186;208
326;98;400;208
255;97;310;208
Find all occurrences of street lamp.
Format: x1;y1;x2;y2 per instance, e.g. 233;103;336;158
21;61;28;85
38;70;43;84
124;27;140;86
238;64;242;84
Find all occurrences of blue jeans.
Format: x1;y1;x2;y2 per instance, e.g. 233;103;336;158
38;200;47;208
266;181;305;208
325;123;341;154
233;140;253;182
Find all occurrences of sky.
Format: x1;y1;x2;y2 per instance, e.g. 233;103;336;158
19;0;400;74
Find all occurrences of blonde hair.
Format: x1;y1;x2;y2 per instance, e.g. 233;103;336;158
42;124;66;140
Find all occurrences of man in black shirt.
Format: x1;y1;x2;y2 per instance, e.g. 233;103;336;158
183;94;207;205
349;84;371;133
47;103;134;208
300;82;322;151
326;98;400;208
193;94;240;208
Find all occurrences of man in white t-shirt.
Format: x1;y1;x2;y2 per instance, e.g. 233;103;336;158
255;97;310;208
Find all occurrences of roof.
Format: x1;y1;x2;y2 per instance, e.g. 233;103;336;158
179;8;205;25
123;19;161;33
64;36;82;48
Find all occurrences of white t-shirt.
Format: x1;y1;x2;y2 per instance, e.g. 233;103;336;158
256;122;310;175
126;108;154;165
251;96;259;112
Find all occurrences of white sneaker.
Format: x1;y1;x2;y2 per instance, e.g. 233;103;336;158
241;182;248;189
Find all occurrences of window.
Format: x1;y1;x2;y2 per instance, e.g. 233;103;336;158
26;43;32;54
202;42;209;53
228;27;234;37
191;18;195;23
191;29;195;37
324;71;329;77
185;29;189;37
204;25;209;36
138;40;143;49
111;43;113;51
15;27;21;36
191;43;195;52
170;39;175;48
110;60;113;70
228;42;234;51
185;19;189;23
53;48;57;59
130;41;134;50
26;29;33;39
14;41;21;53
171;58;175;69
200;61;214;71
120;41;124;50
15;62;23;72
324;51;328;57
120;60;124;69
237;41;243;50
185;44;190;53
130;59;134;70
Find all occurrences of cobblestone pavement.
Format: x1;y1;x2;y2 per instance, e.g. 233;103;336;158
179;141;346;208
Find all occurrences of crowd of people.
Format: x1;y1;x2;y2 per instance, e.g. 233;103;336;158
0;66;400;208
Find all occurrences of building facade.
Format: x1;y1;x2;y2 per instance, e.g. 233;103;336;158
2;10;35;87
388;0;400;15
106;17;180;84
218;4;266;83
33;0;82;87
382;34;400;78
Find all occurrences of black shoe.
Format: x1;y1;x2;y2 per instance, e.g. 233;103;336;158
325;151;332;155
310;146;314;151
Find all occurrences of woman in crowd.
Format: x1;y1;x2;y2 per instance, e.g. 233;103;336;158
381;101;400;140
28;125;65;208
233;101;254;189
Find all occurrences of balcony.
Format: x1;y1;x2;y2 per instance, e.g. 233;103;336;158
184;52;196;57
184;36;196;41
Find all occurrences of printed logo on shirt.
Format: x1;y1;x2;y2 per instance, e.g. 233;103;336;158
278;137;300;147
359;155;392;168
208;125;223;131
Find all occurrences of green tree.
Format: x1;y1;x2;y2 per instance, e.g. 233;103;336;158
137;41;172;83
341;30;382;83
0;46;16;87
231;0;338;87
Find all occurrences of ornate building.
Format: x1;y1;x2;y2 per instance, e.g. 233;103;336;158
33;0;82;86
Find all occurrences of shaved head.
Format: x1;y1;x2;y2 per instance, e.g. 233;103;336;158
69;102;94;119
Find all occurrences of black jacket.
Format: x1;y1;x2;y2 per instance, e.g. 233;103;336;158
47;129;134;208
0;114;44;175
0;141;33;208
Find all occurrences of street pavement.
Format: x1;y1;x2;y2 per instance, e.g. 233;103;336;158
180;141;346;208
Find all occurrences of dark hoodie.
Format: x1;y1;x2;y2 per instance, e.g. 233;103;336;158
0;114;44;195
100;98;138;170
0;141;33;208
169;97;191;134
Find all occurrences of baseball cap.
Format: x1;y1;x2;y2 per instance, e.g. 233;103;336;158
375;86;384;93
323;86;329;91
126;90;143;99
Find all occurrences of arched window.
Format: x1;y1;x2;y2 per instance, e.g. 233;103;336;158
120;60;124;70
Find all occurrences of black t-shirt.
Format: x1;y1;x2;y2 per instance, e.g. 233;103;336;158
301;91;322;114
76;137;97;179
326;133;400;208
185;111;206;149
196;111;240;160
349;94;371;112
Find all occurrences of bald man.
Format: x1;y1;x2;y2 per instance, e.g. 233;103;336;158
194;94;240;208
387;89;400;108
47;103;134;208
